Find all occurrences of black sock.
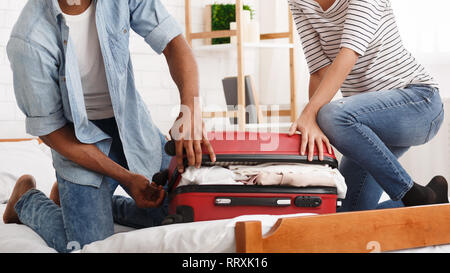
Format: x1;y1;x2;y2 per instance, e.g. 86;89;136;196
402;176;449;207
427;176;449;204
402;182;435;206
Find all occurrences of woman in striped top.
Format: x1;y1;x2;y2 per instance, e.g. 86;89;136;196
288;0;448;211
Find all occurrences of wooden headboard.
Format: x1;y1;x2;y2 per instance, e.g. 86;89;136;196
0;138;43;144
235;204;450;253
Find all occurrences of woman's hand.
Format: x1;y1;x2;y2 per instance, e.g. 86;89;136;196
288;48;358;162
289;106;332;161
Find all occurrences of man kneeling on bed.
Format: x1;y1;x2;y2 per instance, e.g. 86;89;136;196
2;0;215;253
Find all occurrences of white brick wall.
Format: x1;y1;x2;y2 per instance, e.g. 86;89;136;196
0;0;306;138
0;0;215;137
0;0;27;138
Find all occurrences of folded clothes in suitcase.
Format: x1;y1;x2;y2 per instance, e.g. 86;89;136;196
156;131;344;224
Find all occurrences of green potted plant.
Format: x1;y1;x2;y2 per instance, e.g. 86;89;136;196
210;3;255;45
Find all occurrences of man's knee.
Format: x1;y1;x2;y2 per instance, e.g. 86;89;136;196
17;174;36;184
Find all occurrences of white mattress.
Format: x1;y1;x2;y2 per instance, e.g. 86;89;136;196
0;202;313;253
0;204;56;253
2;203;450;253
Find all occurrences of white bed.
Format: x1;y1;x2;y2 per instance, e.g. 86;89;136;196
1;139;450;253
3;202;450;253
0;202;306;253
0;139;315;253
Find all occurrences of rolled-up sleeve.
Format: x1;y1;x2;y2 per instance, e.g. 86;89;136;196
7;37;66;136
128;0;183;54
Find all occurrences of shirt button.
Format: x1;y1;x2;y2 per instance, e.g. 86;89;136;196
123;28;127;34
62;77;66;82
63;40;67;46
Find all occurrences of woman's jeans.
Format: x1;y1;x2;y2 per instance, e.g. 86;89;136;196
317;85;444;212
13;118;172;253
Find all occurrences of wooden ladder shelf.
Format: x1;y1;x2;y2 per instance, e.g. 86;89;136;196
184;0;298;131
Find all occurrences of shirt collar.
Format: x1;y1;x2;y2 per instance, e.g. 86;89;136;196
49;0;63;20
49;0;98;20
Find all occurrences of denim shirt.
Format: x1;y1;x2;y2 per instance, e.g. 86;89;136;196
7;0;182;187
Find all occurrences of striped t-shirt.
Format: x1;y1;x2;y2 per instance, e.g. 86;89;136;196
289;0;437;97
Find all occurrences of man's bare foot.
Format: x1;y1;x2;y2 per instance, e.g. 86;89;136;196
3;175;36;224
49;181;60;207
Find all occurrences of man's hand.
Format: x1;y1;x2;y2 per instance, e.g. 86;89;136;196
170;106;216;173
127;174;165;208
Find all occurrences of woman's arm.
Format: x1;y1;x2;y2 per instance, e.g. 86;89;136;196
289;47;359;160
309;65;329;99
307;48;358;114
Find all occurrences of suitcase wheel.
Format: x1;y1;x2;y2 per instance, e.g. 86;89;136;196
161;214;184;225
162;206;194;225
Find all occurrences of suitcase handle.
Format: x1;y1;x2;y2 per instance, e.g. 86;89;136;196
214;196;323;208
215;197;291;207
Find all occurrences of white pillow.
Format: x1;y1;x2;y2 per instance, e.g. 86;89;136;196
0;140;56;203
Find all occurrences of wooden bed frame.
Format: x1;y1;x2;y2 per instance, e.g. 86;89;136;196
235;204;450;253
0;138;43;144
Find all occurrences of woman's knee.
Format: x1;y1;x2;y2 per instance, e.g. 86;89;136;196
317;102;346;136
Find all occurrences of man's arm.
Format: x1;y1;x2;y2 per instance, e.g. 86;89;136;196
40;124;132;186
163;35;199;110
40;124;165;208
7;27;164;209
163;35;215;173
127;0;215;172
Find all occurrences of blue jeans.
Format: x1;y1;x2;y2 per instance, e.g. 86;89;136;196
14;118;172;253
317;85;444;212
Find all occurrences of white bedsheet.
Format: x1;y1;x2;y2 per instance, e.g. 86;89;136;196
2;203;450;253
0;204;56;253
0;140;56;203
78;213;316;253
0;202;312;253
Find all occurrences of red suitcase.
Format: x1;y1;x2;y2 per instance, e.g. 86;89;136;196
157;131;340;224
